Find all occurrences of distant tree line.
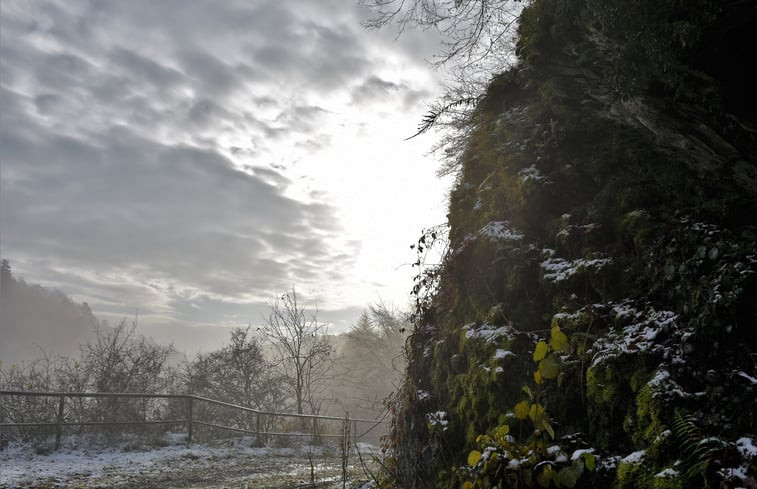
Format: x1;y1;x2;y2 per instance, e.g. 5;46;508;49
0;270;408;444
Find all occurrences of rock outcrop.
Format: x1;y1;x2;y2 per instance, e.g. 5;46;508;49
389;1;757;488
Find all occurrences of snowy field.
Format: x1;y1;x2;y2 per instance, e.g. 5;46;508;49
0;434;376;488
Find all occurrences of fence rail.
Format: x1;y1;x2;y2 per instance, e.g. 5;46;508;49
0;390;386;450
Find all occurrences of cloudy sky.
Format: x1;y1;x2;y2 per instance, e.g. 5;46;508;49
0;0;452;353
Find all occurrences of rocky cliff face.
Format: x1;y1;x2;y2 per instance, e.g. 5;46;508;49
389;1;757;488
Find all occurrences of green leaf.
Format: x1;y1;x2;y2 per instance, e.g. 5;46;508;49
522;385;533;400
557;465;581;488
583;453;596;471
543;420;555;440
533;341;549;361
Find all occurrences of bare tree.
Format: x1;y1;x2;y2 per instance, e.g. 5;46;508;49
361;0;524;171
262;289;333;419
183;326;285;410
80;318;174;394
361;0;522;70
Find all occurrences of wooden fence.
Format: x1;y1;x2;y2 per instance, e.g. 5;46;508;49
0;390;387;450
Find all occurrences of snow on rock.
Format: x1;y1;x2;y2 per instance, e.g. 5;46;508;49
463;323;512;343
540;256;612;282
456;221;524;255
417;390;431;401
552;310;584;322
647;368;689;400
718;465;748;482
621;450;646;464
494;349;515;360
590;304;680;367
611;301;639;320
736;437;757;459
570;448;595;461
479;221;524;241
654;430;672;443
518;165;550;183
426;411;449;431
654;468;679;478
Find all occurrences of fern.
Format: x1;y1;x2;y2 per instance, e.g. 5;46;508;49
672;410;729;487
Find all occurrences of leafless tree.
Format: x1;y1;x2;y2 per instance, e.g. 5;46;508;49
80;318;174;394
262;289;333;419
362;0;522;70
361;0;524;171
182;327;286;437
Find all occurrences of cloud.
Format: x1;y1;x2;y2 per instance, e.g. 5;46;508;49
0;0;442;341
1;100;356;313
351;75;431;109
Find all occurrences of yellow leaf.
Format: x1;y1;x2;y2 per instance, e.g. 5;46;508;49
536;464;553;487
462;482;474;489
550;325;569;352
514;400;530;420
533;341;549;362
467;450;482;467
538;356;560;380
534;370;543;384
495;424;510;442
529;403;546;423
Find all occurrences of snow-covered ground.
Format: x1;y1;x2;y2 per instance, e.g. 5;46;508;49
0;434;377;488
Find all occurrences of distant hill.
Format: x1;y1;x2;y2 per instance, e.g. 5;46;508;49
0;260;102;366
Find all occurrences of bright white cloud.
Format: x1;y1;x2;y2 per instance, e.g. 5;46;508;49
0;0;450;352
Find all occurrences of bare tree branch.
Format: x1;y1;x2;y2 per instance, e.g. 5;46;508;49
262;288;333;419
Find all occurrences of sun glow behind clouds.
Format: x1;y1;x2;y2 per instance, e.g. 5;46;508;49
0;0;451;352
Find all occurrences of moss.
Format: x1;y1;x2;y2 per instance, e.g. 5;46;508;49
615;461;684;489
652;473;684;489
615;461;654;489
586;357;655;451
618;210;659;255
633;385;668;449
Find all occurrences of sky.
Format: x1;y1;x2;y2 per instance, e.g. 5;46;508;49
0;0;453;354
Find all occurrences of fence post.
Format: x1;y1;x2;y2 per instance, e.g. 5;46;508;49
255;413;263;446
55;395;65;450
341;412;350;489
353;419;358;447
186;396;193;444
